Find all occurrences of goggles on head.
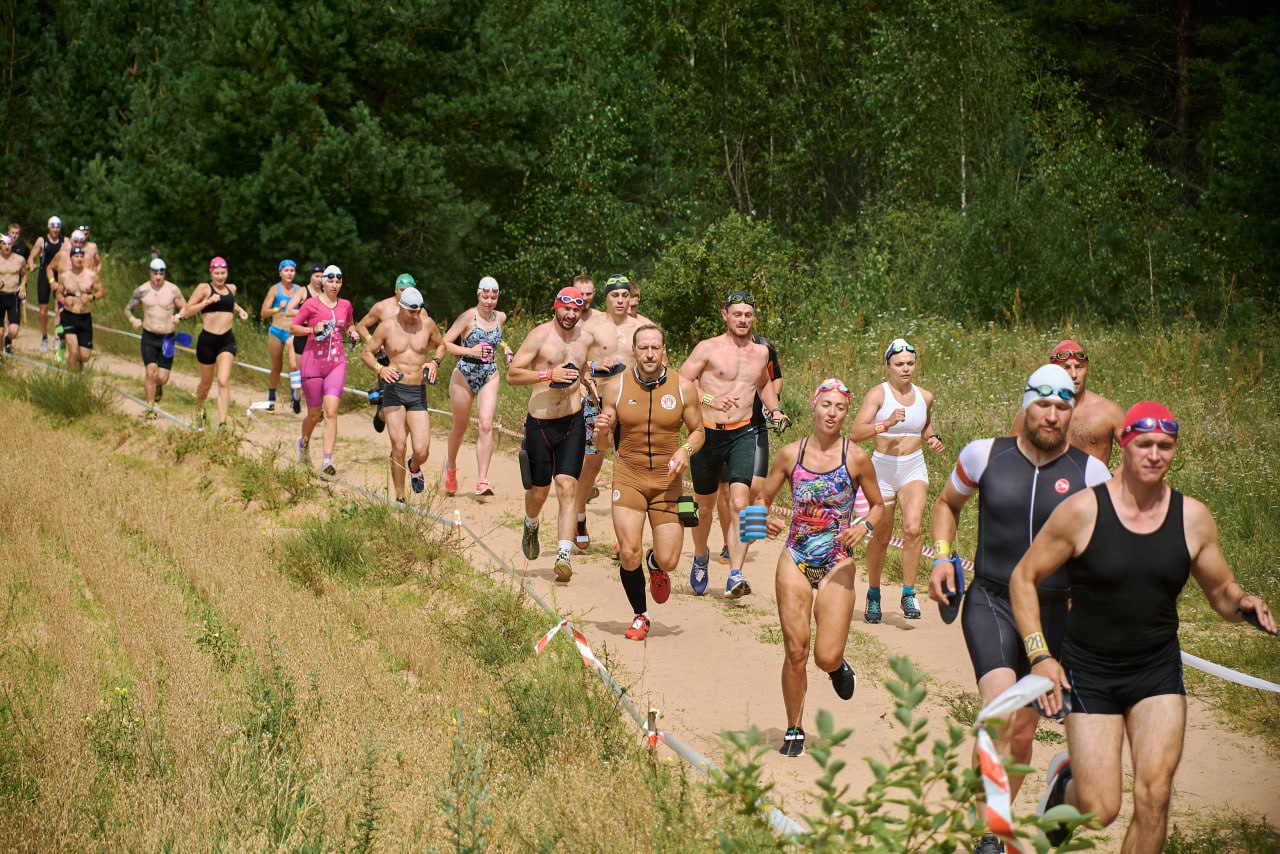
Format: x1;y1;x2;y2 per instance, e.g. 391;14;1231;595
1121;417;1179;440
1025;384;1076;404
884;339;916;362
1051;349;1088;364
554;294;585;307
812;378;852;407
723;290;755;308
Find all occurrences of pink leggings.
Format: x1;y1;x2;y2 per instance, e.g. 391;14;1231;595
301;361;347;408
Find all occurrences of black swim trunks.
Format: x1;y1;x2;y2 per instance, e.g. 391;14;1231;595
522;410;586;488
140;330;174;369
0;292;20;326
380;381;427;412
690;422;758;495
59;310;93;349
1065;656;1186;715
961;576;1068;682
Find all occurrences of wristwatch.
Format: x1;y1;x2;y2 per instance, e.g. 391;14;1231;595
860;519;874;533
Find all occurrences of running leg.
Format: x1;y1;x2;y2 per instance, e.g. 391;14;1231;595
1121;695;1185;853
895;480;929;592
473;373;500;483
1060;712;1126;828
406;408;430;472
267;334;283;399
445;370;472;472
775;551;816;727
214;350;234;424
144;362;158;404
383;406;409;499
812;559;858;674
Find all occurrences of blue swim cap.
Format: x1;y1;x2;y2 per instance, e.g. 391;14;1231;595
279;259;297;272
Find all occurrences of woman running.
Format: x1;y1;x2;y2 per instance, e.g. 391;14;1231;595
850;337;945;624
757;379;885;757
182;256;250;427
259;259;305;412
290;264;356;475
441;276;514;496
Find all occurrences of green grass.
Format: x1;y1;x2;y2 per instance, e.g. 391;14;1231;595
1;368;117;423
1166;811;1280;852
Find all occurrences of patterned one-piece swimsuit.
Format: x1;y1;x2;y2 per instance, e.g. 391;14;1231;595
785;438;856;586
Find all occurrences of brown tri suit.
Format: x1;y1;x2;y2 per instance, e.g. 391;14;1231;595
610;367;687;526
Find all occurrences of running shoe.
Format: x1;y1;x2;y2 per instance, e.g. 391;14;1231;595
647;549;671;605
296;436;309;465
322;461;337;477
3;336;11;355
779;727;805;758
590;485;600;501
155;385;163;403
264;401;275;412
372;410;384;432
443;467;457;496
291;392;301;414
830;660;856;700
39;337;48;354
1036;752;1073;846
718;545;730;564
521;520;540;561
624;614;650;641
973;832;1005;854
864;596;882;624
554;548;573;582
901;592;922;620
575;518;590;550
689;553;710;596
725;569;751;599
409;458;425;494
54;341;65;363
475;479;493;497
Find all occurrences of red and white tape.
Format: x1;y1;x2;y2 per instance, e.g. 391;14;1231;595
534;619;603;670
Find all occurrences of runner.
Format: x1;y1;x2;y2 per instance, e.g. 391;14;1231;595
290;265;358;475
754;379;885;756
124;258;186;409
74;225;102;274
355;273;424;433
442;276;515;497
715;331;783;563
24;215;62;353
574;273;651;549
591;324;705;640
1011;402;1277;851
181;256;251;427
360;287;439;502
927;364;1110;854
0;235;26;354
54;228;101;277
1012;339;1124;465
6;222;28;259
506;286;592;581
678;289;787;598
50;246;103;371
850;337;944;624
574;274;596;322
258;259;305;412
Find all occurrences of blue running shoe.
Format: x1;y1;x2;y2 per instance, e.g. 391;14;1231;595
718;545;730;564
408;458;424;494
725;569;751;599
689;552;710;596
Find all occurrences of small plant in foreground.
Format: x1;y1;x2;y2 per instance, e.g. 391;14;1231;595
431;713;492;854
5;370;116;423
711;657;1097;852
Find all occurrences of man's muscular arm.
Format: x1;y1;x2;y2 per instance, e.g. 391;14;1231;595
506;326;547;386
125;285;147;328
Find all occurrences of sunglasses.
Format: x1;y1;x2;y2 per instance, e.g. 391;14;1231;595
1025;384;1076;403
723;291;755;308
555;295;586;307
1122;417;1179;439
1052;350;1089;364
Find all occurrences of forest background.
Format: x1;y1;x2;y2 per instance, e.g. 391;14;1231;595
1;0;1276;344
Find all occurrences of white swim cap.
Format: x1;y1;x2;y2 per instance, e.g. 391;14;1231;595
1022;364;1076;410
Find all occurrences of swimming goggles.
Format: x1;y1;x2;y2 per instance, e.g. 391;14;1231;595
1024;384;1076;403
1051;349;1089;363
812;378;852;406
554;294;586;307
1121;417;1179;440
323;273;343;281
723;290;755;308
884;339;916;361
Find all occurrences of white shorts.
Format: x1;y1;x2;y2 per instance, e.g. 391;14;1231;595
872;449;928;503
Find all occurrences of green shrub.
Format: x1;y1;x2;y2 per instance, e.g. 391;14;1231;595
4;370;117;423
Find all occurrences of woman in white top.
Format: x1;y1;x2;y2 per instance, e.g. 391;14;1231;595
849;338;944;624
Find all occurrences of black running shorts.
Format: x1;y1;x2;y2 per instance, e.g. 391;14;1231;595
0;292;20;326
962;576;1067;682
380;381;427;412
37;269;52;305
59;310;93;349
522;410;586;488
690;423;758;495
140;330;174;370
196;329;236;365
1064;656;1186;715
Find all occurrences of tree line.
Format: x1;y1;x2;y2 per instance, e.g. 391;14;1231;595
2;0;1274;333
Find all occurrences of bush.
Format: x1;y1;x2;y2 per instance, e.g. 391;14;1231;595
4;369;117;423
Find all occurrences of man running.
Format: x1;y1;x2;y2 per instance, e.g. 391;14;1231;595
1013;339;1124;465
928;364;1110;854
25;215;62;353
360;287;439;502
51;247;103;371
54;228;101;277
591;324;704;641
6;222;28;259
574;273;651;550
679;289;787;598
507;286;592;581
1012;402;1277;852
356;273;438;433
125;258;187;408
0;235;26;354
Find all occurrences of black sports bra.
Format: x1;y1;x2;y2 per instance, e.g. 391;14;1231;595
203;285;235;314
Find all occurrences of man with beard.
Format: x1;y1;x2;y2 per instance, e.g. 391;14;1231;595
679;290;787;598
928;364;1110;854
591;324;704;641
507;286;592;581
1012;339;1125;465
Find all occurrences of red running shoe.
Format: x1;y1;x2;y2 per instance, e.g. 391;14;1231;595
624;614;650;641
647;548;671;604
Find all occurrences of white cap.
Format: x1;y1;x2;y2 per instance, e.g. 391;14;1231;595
0;234;12;246
323;264;342;277
48;216;61;228
398;287;424;309
1022;364;1076;410
149;258;167;271
70;229;86;242
478;276;500;292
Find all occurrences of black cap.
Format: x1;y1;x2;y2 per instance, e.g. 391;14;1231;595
309;263;324;274
70;246;85;256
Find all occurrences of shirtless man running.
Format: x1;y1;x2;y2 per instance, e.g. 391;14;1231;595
356;273;443;433
573;274;652;550
125;258;187;408
55;228;102;277
360;287;440;503
679;289;787;598
0;235;26;354
1013;339;1124;465
507;286;592;581
52;247;103;371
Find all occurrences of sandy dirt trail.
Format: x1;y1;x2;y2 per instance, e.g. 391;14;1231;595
11;331;1277;848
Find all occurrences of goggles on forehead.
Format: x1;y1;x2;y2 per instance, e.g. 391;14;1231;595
812;378;852;406
1025;384;1076;403
1052;349;1088;364
1121;417;1179;440
723;290;754;308
324;273;343;280
885;340;916;361
555;294;586;307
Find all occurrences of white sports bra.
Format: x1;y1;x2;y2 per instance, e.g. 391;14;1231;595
874;382;927;437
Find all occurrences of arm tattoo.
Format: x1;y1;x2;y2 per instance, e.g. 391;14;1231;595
125;286;146;313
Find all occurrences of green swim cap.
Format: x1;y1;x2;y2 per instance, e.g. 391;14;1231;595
395;273;416;291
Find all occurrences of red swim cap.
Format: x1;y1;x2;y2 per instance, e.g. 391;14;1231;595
1051;339;1087;363
1120;401;1178;447
553;286;585;307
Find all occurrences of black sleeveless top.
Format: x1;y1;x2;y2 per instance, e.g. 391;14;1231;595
1062;485;1191;674
39;236;62;278
202;285;235;314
